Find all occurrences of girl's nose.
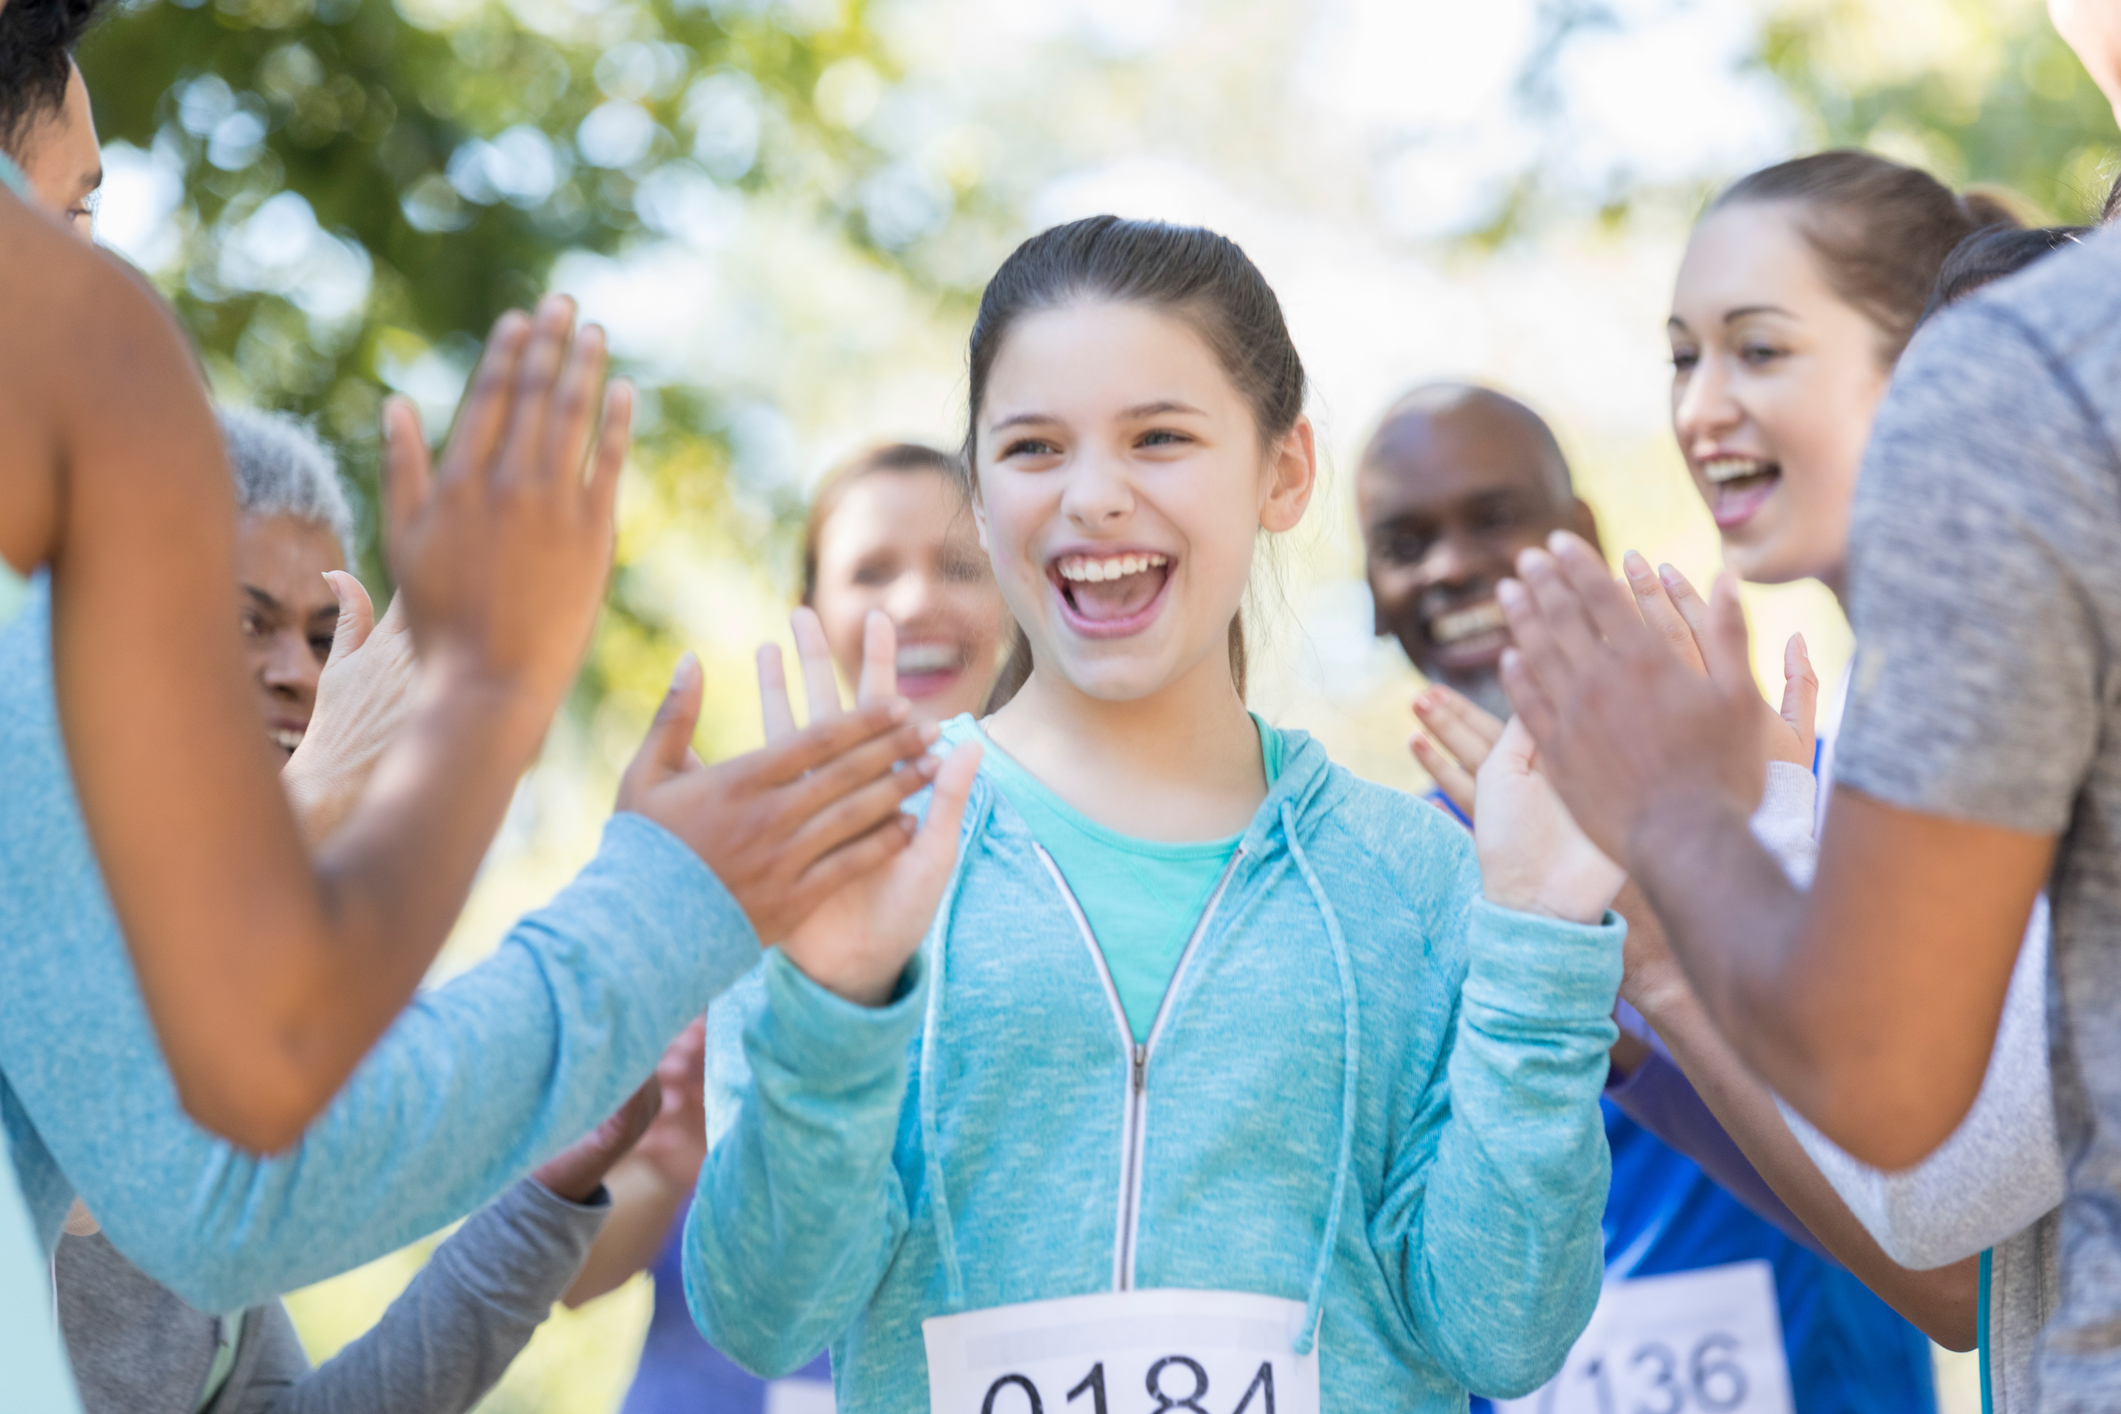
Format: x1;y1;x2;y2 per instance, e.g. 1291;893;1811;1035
1060;448;1134;528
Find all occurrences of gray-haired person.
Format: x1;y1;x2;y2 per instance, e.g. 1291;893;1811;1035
54;405;668;1414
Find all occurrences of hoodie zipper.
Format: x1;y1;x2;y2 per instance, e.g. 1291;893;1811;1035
1033;843;1245;1291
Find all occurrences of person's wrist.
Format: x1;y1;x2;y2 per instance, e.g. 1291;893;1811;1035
779;942;903;1009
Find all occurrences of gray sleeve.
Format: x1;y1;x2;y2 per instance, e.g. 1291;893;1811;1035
1835;303;2119;834
237;1179;609;1414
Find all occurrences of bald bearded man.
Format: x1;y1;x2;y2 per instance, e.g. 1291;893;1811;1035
1357;383;1938;1414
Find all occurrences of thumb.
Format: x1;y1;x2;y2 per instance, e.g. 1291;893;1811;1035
636;651;704;779
1481;714;1537;783
321;571;377;665
1702;572;1757;705
910;742;982;872
1780;632;1819;759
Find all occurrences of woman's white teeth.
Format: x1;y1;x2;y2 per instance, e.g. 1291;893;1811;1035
1430;601;1508;646
271;728;304;752
1702;456;1774;484
1057;552;1169;583
896;643;959;676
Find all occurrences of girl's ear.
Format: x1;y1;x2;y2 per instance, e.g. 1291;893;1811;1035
971;487;990;552
1260;415;1317;534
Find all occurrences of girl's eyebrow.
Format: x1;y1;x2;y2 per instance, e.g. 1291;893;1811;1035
986;411;1057;434
1121;399;1206;419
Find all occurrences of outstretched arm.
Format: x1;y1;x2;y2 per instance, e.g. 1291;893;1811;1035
6;203;634;1150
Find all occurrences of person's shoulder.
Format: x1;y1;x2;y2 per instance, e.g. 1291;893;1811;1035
1297;758;1475;901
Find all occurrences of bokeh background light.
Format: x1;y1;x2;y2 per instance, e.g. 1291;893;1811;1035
79;0;2118;1408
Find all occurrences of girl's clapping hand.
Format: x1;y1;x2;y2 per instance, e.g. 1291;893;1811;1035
772;608;981;1007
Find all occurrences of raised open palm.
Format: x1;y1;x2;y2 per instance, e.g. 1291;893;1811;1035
770;609;981;1007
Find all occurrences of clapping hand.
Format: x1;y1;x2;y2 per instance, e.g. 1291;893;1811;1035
1493;533;1801;870
772;608;982;1007
616;643;944;947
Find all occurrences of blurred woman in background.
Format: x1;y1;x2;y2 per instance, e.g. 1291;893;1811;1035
565;441;1008;1414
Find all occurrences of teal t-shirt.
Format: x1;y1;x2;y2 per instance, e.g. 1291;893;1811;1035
974;716;1283;1042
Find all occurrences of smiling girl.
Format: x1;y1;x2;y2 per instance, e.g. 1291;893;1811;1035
685;217;1631;1412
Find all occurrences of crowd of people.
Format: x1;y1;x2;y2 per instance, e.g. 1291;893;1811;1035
9;0;2121;1411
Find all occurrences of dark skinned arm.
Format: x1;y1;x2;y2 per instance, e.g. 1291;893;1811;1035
1;200;932;1151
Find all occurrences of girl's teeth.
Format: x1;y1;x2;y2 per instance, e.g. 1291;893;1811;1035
1059;553;1168;583
272;728;304;751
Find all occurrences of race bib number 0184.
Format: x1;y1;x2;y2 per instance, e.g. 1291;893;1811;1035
1497;1261;1793;1414
923;1289;1319;1414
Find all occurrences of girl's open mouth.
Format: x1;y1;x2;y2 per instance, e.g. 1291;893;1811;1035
1051;550;1173;639
895;640;969;697
1700;455;1781;531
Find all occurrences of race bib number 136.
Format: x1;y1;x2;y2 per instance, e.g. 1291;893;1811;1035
1497;1261;1793;1414
923;1289;1319;1414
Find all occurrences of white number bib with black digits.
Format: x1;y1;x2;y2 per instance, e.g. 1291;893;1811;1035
1496;1260;1792;1414
923;1289;1319;1414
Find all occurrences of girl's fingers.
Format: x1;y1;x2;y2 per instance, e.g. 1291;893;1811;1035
909;743;982;870
1414;684;1504;768
1781;632;1820;760
1622;551;1707;677
856;611;897;709
790;607;844;724
757;644;798;741
1410;733;1477;819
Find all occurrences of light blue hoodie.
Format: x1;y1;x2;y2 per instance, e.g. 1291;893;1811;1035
686;717;1625;1410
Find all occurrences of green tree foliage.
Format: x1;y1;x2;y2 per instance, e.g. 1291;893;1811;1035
80;0;990;744
1757;0;2119;221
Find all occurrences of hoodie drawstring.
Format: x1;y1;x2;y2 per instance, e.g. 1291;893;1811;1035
919;791;987;1314
1281;800;1360;1357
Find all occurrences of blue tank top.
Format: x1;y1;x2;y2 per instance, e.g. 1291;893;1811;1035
620;1193;832;1413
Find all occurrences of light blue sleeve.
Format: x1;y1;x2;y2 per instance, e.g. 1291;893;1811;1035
0;591;762;1311
683;948;925;1376
1370;882;1622;1400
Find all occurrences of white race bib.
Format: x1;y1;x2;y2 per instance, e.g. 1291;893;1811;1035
1496;1261;1792;1414
923;1288;1319;1414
